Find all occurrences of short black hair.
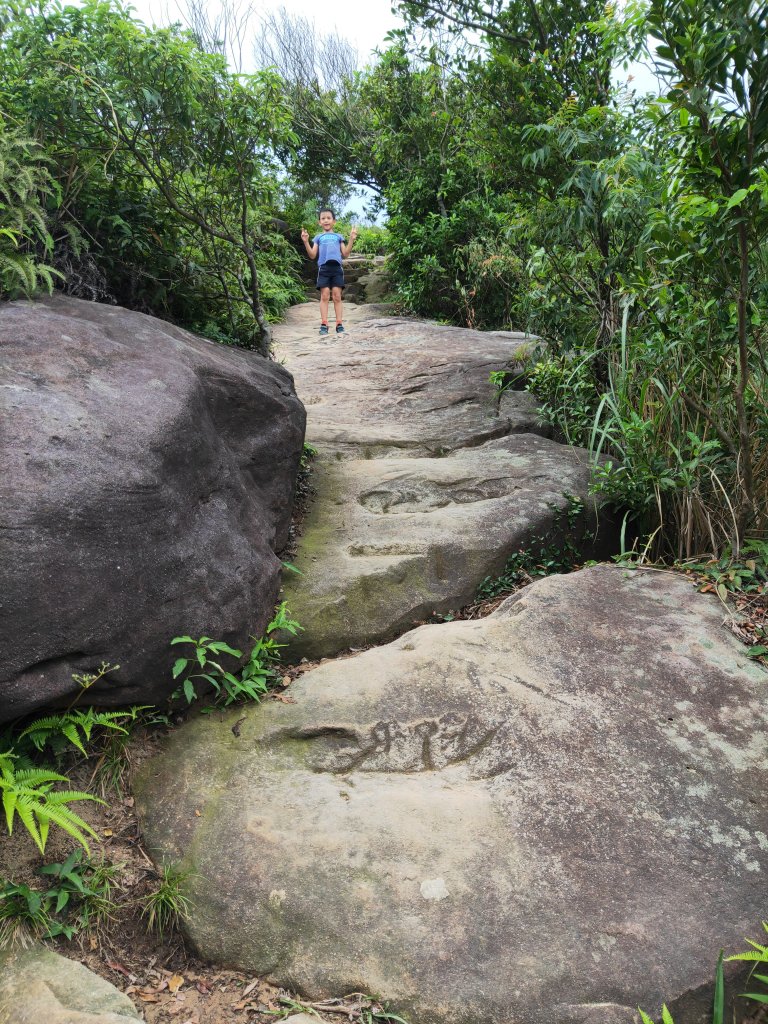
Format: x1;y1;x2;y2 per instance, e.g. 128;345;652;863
318;207;335;217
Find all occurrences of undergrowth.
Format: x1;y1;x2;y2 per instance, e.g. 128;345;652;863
476;494;595;601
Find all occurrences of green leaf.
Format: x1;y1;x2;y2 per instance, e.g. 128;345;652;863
713;951;724;1024
207;642;241;657
54;889;70;913
281;560;304;576
725;188;749;209
747;646;768;657
171;658;189;681
62;723;87;755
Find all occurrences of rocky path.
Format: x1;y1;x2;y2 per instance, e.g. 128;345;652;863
273;303;614;658
132;304;768;1024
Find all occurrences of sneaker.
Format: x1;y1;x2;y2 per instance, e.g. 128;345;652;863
319;324;329;335
336;323;345;334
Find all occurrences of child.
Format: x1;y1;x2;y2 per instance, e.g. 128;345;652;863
301;208;358;335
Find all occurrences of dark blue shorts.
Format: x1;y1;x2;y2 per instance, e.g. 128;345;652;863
316;260;345;291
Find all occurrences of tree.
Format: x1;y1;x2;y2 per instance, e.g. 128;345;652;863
0;0;302;353
641;0;768;539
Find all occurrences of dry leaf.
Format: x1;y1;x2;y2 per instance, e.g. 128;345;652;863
138;992;160;1003
242;981;259;997
103;828;113;837
106;960;131;977
194;809;201;817
196;981;211;994
168;975;185;994
272;693;296;704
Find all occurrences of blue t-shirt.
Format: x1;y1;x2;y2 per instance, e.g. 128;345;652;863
313;231;345;266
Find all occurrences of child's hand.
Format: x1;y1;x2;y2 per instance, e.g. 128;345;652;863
350;227;358;242
301;228;309;242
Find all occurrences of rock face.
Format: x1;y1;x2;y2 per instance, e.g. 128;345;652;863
0;946;142;1022
275;303;541;458
283;434;612;659
0;296;305;721
135;565;768;1024
274;304;611;659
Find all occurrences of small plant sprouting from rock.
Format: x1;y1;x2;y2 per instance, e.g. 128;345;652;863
171;601;302;706
301;441;318;469
476;494;594;601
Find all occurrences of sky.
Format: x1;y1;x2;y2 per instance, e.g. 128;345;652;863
129;0;404;67
127;0;659;94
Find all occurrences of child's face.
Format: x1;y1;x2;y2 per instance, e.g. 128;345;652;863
318;211;336;232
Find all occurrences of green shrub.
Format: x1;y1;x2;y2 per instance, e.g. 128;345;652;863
0;851;119;948
171;602;302;706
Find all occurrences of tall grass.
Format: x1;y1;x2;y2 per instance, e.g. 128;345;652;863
529;308;768;560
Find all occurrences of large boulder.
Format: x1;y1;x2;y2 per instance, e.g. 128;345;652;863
0;946;142;1022
135;565;768;1024
282;433;614;660
0;296;305;721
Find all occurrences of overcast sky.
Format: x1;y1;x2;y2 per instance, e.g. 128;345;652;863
128;0;404;67
126;0;658;94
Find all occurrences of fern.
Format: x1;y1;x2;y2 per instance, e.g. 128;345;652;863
19;708;140;758
0;122;62;299
0;754;102;855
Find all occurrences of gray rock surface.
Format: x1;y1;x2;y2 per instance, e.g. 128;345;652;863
282;433;612;659
274;303;541;458
135;564;768;1024
0;295;305;721
275;304;606;660
0;946;142;1022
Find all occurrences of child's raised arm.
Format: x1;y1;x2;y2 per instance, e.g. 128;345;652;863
341;226;358;258
301;227;318;259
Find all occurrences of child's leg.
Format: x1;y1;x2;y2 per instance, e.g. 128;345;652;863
319;287;330;324
331;286;343;324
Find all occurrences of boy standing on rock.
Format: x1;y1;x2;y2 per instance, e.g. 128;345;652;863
301;208;357;335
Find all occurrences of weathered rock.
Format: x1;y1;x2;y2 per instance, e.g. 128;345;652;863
353;264;392;304
282;433;612;659
0;946;142;1022
275;303;591;659
274;303;543;458
0;295;305;721
135;565;768;1024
